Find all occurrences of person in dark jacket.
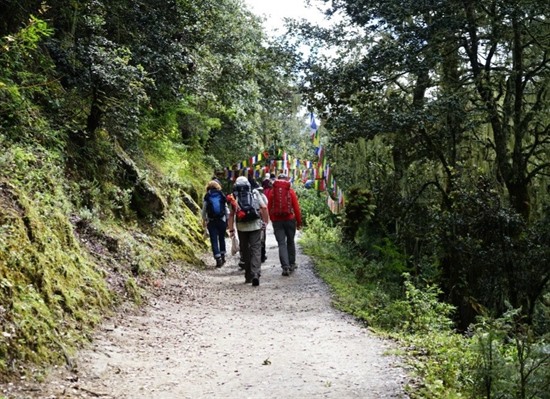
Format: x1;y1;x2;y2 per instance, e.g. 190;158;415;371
201;180;228;267
262;176;272;200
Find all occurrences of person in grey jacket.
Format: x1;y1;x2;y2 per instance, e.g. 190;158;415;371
227;176;269;286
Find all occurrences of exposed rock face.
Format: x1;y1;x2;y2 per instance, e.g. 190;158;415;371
115;143;166;220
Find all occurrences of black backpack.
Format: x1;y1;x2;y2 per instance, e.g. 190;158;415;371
204;189;226;219
233;184;260;222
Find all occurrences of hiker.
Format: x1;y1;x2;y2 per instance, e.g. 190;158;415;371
267;173;302;276
226;193;244;266
262;176;272;200
256;185;269;263
227;176;269;286
202;180;228;267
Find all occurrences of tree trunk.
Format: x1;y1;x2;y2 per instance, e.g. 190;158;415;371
86;89;102;139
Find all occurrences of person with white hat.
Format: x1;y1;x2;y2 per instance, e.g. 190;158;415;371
227;176;269;286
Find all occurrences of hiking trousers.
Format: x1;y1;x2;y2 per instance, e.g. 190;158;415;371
237;229;262;280
272;219;297;269
207;218;227;259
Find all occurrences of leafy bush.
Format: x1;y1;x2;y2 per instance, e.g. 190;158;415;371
469;310;550;399
385;277;473;398
398;274;455;334
301;214;340;243
341;185;376;243
295;186;337;227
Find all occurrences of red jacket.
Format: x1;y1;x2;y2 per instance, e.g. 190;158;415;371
267;180;302;227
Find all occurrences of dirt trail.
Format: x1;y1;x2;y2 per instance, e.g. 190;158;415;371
4;226;409;399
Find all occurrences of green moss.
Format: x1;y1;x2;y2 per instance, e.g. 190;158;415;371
0;123;210;381
0;176;112;376
124;277;143;305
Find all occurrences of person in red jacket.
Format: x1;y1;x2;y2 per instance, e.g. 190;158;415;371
267;173;302;276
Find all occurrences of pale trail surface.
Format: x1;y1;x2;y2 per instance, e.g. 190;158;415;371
5;226;410;399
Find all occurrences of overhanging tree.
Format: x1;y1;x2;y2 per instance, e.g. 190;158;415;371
293;0;550;327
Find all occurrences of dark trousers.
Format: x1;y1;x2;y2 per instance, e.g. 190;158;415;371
238;229;262;280
272;219;296;269
260;228;267;262
207;219;227;259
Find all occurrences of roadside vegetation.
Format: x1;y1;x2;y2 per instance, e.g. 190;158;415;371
298;188;549;398
292;1;549;397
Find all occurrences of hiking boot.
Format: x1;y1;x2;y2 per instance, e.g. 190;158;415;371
290;263;297;272
252;277;260;286
238;260;245;270
221;255;226;264
281;268;290;276
215;257;223;268
245;278;252;284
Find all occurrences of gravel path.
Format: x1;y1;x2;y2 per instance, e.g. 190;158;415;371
3;226;409;399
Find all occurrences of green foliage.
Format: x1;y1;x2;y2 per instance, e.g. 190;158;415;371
469;311;550;399
141;96;222;152
3;15;52;52
331;136;394;197
0;16;59;144
404;330;473;399
199;21;304;164
372;239;410;276
397;274;455;334
341;185;376;242
301;214;341;244
294;186;336;227
296;0;550;331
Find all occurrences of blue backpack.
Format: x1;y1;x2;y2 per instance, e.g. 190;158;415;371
205;189;226;219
